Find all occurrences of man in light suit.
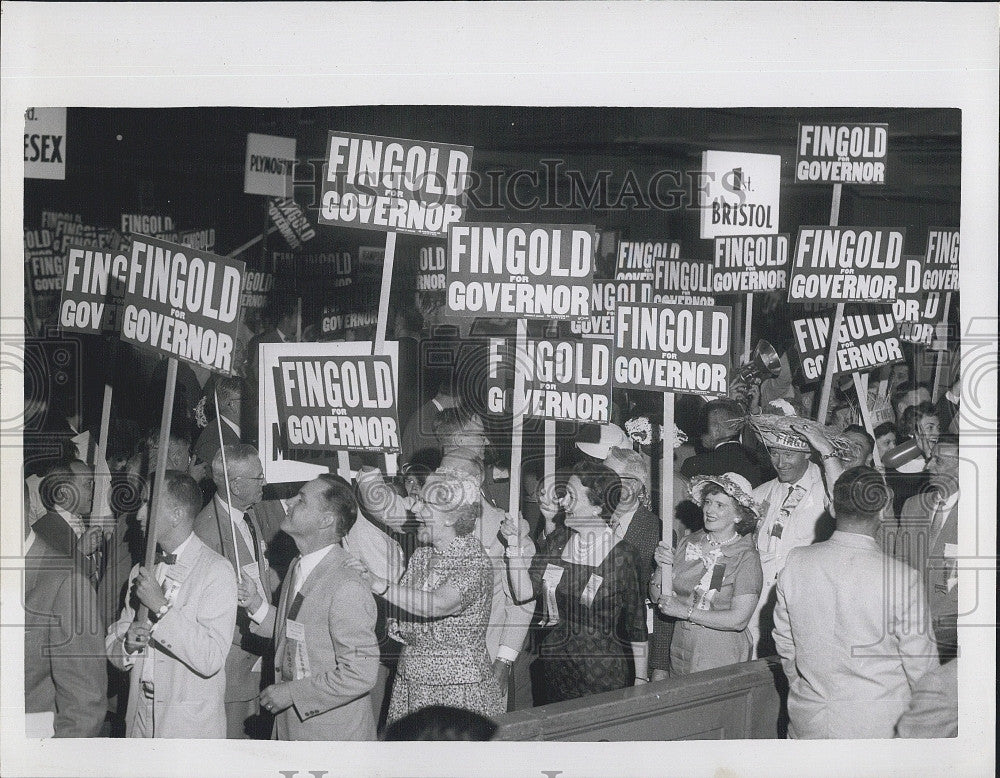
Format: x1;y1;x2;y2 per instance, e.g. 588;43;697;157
249;474;379;740
193;444;279;738
773;466;939;738
25;532;108;738
893;437;960;662
107;470;237;738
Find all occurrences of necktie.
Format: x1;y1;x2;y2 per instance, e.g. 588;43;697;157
243;513;260;562
286;559;303;617
155;545;176;565
930;497;949;542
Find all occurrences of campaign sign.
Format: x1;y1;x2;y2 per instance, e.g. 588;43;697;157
711;234;791;293
923;229;959;292
240;271;275;310
273;250;353;287
417;245;447;293
58;244;129;334
178;228;216;251
272;348;399;451
615;240;680;281
613;303;732;396
269;197;315;249
26;249;64;294
793;309;903;381
121;214;175;235
569;280;651;336
651;257;717;306
120;235;245;376
892;256;942;346
446;223;596;320
319;132;473;237
699;150;780;240
245;133;296;198
485;337;613;423
788;227;906;303
795;123;888;184
24;108;66;180
41;211;81;230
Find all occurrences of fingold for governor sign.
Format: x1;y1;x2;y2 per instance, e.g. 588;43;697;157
711;234;791;293
319;132;473;237
795;123;888;185
259;341;400;483
787;227;906;303
446;223;597;320
484;337;613;423
615;240;680;281
569;280;651;336
119;235;245;375
792;308;903;382
58;244;129;334
613;302;732;396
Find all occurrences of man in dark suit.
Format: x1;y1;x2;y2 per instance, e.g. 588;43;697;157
192;376;243;471
193;443;280;738
24;533;108;737
893;437;959;662
250;474;380;740
33;459;104;583
681;399;767;487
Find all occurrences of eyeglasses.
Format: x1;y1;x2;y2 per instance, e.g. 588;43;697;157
234;474;265;483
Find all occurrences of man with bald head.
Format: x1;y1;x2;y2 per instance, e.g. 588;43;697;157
107;470;237;738
193;443;280;738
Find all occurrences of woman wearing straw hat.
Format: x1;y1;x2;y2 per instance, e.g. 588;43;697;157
650;473;763;676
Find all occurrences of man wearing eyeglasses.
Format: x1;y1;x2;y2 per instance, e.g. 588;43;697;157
193;443;280;738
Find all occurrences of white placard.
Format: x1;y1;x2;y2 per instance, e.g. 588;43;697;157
699;149;781;239
244;132;296;197
24;107;66;180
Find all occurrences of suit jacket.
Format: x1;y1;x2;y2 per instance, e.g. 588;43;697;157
107;533;237;738
772;531;939;738
193;496;277;702
894;491;958;654
31;510;78;560
24;537;107;737
618;503;661;590
253;545;379;740
192;418;241;468
680;440;767;488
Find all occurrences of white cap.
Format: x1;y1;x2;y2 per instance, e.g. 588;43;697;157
576;423;630;460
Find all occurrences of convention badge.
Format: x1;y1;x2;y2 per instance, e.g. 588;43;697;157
580;573;604;607
162;579;182;604
285;619;306;642
645;600;655;633
541;564;565;627
251;656;263;673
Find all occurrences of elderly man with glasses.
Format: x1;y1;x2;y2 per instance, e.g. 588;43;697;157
193;443;281;738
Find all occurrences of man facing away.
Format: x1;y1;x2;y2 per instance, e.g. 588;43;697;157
772;466;939;738
249;474;380;740
106;470;237;738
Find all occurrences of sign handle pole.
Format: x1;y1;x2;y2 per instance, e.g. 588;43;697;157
544;418;556;508
743;292;754;364
214;388;242;582
227;226;279;259
376;232;398;476
95;382;114;469
817;183;844;423
852;372;883;470
337;450;352;482
932;291;953;403
295;297;302;343
659;391;675;594
135;357;178;625
507;319;528;517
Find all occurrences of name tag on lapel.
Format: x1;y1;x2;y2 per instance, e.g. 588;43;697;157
580;574;604;607
285;619;306;642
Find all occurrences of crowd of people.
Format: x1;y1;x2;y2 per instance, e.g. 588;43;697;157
22;294;961;740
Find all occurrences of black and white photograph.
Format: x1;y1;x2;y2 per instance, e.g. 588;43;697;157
1;3;996;777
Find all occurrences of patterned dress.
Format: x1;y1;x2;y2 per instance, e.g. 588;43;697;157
668;530;763;676
529;529;648;704
387;534;505;722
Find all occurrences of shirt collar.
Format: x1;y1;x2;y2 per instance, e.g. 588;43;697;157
54;506;85;537
297;543;338;582
936;490;959;511
172;531;197;560
779;461;821;491
216;494;249;525
220;415;240;437
713;439;739;450
830;529;879;549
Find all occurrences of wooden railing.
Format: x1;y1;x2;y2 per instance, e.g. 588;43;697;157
495;657;787;741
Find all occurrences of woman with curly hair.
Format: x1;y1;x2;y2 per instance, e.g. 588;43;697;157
650;472;763;676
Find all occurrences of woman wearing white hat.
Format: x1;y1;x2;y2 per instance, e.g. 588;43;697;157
650;473;763;676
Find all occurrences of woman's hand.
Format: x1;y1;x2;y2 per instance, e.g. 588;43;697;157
656;595;689;619
653;540;673;568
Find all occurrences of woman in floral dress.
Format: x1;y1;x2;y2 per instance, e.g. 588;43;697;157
364;469;504;722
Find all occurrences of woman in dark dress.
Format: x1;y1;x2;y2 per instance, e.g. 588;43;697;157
502;461;649;704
